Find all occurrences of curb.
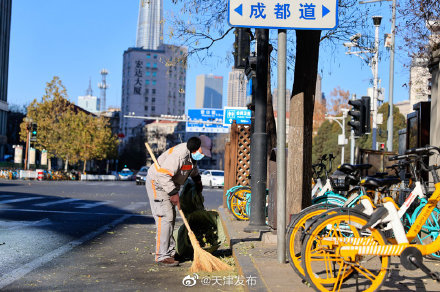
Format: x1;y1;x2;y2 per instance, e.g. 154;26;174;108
218;207;268;292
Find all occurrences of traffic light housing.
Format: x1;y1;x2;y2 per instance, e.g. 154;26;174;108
233;28;250;69
348;99;364;136
361;96;371;133
30;123;37;142
348;97;371;136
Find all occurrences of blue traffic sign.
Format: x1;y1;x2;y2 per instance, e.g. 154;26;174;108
186;109;229;133
223;107;252;125
228;0;338;30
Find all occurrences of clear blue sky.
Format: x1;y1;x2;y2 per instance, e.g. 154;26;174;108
8;0;409;112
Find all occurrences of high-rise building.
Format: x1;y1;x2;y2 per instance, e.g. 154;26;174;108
78;80;100;113
136;0;163;50
120;45;187;140
227;68;247;107
120;0;187;141
0;0;12;158
409;57;430;106
195;74;223;109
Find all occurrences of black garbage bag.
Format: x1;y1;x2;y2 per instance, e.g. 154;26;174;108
178;178;205;215
174;179;226;258
174;210;226;258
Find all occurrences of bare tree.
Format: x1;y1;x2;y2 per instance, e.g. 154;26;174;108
397;0;440;60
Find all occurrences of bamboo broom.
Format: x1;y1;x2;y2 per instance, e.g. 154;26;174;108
145;142;232;272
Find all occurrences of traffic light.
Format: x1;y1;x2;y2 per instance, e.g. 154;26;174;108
233;28;250;69
348;99;364;136
361;96;371;133
30;123;37;142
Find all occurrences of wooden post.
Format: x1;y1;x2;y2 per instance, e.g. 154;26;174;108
230;121;239;188
223;141;231;208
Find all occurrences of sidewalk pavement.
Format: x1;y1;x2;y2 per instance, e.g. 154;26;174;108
218;206;440;292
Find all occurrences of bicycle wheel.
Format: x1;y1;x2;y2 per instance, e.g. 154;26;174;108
302;213;390;292
230;186;250;221
411;203;440;260
226;186;241;212
287;203;339;279
312;192;347;206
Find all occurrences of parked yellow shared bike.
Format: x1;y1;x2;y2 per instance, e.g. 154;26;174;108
301;146;440;292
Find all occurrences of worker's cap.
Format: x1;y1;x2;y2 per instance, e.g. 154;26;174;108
199;135;212;158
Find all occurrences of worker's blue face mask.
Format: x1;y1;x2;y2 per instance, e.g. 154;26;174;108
191;151;204;161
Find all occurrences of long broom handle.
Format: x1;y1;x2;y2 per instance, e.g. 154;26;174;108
145;142;160;169
144;142;195;234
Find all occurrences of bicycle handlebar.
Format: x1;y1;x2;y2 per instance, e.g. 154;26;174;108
388;154;418;161
406;145;440;155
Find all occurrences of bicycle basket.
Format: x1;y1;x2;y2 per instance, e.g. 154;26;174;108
329;170;350;191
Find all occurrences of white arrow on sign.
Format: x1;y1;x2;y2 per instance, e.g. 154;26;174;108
228;0;338;30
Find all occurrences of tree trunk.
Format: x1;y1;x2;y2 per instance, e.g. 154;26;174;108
64;157;69;172
266;45;277;158
266;45;277;180
48;159;52;171
287;30;321;217
83;160;87;173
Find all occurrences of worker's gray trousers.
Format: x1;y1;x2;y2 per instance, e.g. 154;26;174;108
145;175;176;262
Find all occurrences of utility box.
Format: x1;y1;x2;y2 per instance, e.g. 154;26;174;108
267;148;288;230
357;149;397;176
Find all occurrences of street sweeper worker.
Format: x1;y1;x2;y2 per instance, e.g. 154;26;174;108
145;135;212;266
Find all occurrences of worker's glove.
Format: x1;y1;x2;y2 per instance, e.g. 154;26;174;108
169;193;180;209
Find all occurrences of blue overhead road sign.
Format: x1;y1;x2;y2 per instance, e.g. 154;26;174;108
228;0;338;30
186;109;229;133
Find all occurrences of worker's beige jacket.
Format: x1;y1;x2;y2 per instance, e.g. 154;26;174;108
147;142;199;198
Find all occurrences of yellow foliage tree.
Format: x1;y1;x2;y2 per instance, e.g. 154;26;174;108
20;77;117;171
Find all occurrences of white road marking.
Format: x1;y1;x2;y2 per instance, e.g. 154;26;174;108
34;198;81;207
0;208;151;217
0;195;14;199
74;201;112;209
0;218;52;230
122;201;147;211
0;197;44;204
0;214;133;289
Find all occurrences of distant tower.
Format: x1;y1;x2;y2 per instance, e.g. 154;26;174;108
78;79;99;113
98;69;109;112
136;0;163;50
86;78;93;96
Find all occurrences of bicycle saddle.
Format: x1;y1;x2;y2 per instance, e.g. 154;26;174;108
337;163;372;174
360;177;401;189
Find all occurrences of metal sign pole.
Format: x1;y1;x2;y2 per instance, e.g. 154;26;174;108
387;0;396;152
277;29;287;264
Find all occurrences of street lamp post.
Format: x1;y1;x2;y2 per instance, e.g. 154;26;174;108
372;16;382;150
325;109;349;165
23;117;33;170
387;0;397;152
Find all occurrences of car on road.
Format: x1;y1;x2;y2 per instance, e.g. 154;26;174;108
135;166;149;185
201;170;224;188
118;168;134;181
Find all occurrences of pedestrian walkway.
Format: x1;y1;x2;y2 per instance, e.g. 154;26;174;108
218;206;440;292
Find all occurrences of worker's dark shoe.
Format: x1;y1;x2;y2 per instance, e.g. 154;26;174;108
157;257;180;267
